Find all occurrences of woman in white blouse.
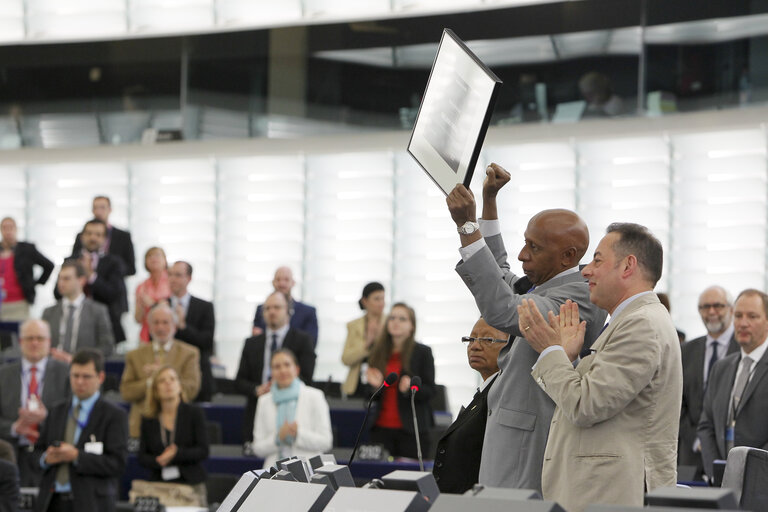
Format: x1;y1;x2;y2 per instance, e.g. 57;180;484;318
252;349;332;468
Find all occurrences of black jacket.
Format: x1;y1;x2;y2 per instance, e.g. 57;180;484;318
235;329;316;442
73;225;135;277
0;460;19;512
175;296;216;401
433;374;498;494
367;342;435;436
34;397;128;512
138;402;209;485
9;241;54;304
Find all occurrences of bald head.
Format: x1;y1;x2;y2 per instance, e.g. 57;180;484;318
518;209;589;285
273;266;295;296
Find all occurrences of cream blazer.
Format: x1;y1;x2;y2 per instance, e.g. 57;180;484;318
252;382;333;469
531;293;682;512
341;316;376;395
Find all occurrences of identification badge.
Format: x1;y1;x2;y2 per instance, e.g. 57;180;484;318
162;465;181;481
725;426;735;442
27;395;40;412
84;441;103;455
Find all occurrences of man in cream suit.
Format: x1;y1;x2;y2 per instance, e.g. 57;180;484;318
520;222;682;512
120;304;200;437
43;259;115;362
446;164;607;492
698;288;768;479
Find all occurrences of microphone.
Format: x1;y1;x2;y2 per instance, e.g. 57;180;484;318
410;376;424;471
348;371;398;466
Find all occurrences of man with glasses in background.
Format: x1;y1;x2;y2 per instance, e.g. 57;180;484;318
433;318;507;494
680;286;739;480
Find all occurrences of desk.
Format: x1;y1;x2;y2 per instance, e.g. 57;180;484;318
121;449;432;500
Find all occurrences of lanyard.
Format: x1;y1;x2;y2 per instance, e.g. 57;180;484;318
70;404;89;430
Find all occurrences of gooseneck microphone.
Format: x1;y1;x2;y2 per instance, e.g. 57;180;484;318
410;376;424;471
348;371;399;465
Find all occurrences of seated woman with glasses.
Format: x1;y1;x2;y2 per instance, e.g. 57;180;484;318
252;349;333;468
365;302;435;459
138;366;209;505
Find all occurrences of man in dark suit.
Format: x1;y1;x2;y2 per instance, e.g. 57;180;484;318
0;319;70;487
0;438;19;512
699;289;768;480
68;219;127;343
680;285;739;479
433;318;506;494
252;266;318;346
71;196;135;278
237;291;315;442
35;348;128;512
168;261;216;402
43;259;114;362
0;217;54;321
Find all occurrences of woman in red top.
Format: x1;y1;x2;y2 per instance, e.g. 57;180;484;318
134;247;170;342
366;302;435;459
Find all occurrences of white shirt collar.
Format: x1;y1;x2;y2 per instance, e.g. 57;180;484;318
266;323;290;341
552;266;580;281
479;371;499;393
706;323;734;346
22;357;47;373
62;293;85;309
153;339;174;353
609;290;654;320
742;337;768;363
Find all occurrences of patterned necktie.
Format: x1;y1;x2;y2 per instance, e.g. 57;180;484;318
56;403;81;485
730;356;753;422
62;304;76;353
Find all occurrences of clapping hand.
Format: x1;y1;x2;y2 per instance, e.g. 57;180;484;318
518;299;586;361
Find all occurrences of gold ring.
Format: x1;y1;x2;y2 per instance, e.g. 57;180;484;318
524;326;530;331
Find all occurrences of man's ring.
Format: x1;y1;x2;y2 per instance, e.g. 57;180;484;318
524;326;530;331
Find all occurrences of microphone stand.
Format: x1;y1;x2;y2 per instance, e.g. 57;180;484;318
410;379;424;471
349;372;397;466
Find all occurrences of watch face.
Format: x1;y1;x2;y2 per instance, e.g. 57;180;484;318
459;222;478;234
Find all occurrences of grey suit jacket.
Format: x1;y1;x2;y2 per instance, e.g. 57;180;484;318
679;333;738;468
456;233;607;492
42;299;115;357
698;347;768;477
0;358;70;443
533;293;682;512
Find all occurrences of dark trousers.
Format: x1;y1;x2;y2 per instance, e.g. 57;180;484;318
370;426;430;460
16;445;43;487
47;493;74;512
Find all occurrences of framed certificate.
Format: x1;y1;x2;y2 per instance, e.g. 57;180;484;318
407;29;502;196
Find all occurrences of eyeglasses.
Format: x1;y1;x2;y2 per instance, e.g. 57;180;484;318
461;336;508;347
698;303;728;311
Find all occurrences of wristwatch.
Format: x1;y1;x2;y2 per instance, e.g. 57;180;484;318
457;221;480;235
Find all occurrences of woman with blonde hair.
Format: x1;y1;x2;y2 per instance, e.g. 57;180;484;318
138;366;209;505
135;246;170;342
366;302;435;458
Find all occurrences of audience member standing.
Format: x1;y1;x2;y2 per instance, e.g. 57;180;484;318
168;261;215;402
680;285;739;479
699;289;768;479
120;305;200;438
366;302;435;459
252;267;318;346
433;318;507;494
134;247;170;343
43;259;114;363
341;282;385;397
445;164;607;492
236;291;315;443
520;223;681;512
0;319;69;487
72;196;136;278
138;366;209;505
68;219;127;343
252;349;332;469
0;217;54;322
34;349;128;512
